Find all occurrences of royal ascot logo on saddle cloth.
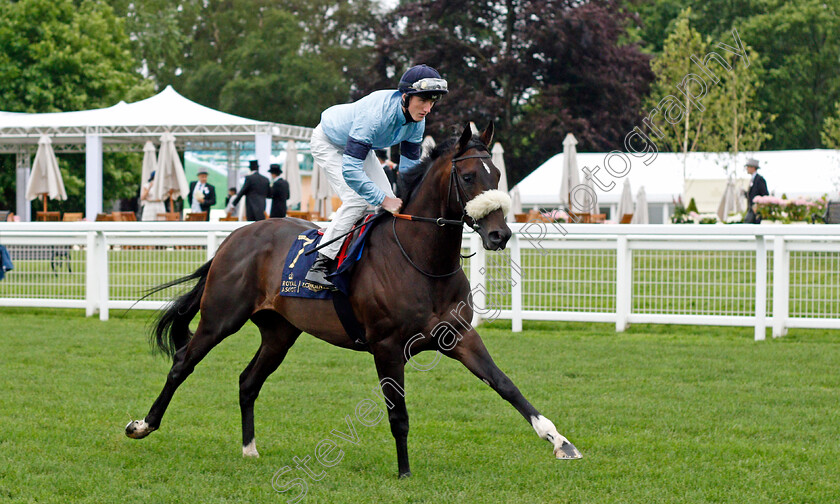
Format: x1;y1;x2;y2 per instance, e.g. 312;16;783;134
279;214;384;299
280;229;334;299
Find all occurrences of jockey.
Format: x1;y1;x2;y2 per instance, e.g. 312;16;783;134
305;64;449;287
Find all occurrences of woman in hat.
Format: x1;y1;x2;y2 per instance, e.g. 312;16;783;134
140;171;167;221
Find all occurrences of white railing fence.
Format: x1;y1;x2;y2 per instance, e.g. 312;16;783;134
1;223;838;340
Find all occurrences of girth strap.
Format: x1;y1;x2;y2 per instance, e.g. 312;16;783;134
331;290;368;348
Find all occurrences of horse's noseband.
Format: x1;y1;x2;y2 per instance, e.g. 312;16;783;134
448;152;492;230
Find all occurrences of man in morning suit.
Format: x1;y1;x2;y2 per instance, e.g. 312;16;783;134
228;160;270;221
268;163;290;218
187;167;217;221
743;158;769;224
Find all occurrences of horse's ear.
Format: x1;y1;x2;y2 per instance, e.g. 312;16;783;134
480;122;494;147
457;123;472;152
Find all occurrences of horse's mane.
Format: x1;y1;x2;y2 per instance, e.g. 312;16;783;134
398;134;488;207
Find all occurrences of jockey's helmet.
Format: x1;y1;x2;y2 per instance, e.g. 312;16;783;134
398;65;448;100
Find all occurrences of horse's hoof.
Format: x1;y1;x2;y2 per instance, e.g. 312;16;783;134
242;440;259;458
398;471;412;479
554;440;583;460
125;419;155;439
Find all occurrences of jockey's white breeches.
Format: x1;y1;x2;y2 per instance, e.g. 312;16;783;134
310;124;396;259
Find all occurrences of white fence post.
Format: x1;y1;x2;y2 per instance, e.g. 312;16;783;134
97;231;109;321
615;235;631;332
772;236;789;338
85;231;98;317
510;233;523;332
469;234;486;327
755;235;767;341
206;231;218;261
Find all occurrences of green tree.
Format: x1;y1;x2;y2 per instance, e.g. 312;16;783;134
645;8;768;178
0;0;152;211
108;0;189;88
821;101;840;148
364;0;654;185
701;48;771;175
645;8;708;173
740;0;840;149
112;0;379;126
213;9;347;126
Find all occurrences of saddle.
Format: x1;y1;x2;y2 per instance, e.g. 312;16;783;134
279;211;388;348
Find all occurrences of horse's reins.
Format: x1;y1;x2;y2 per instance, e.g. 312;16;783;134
392;150;491;278
305;149;492;279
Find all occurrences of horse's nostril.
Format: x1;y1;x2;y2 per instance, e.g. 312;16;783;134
489;231;502;243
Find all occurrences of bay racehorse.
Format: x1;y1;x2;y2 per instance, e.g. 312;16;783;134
125;123;582;477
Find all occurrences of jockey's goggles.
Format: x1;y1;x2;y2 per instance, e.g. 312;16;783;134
408;78;449;94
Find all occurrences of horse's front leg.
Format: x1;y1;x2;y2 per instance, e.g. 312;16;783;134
443;328;582;460
371;342;412;478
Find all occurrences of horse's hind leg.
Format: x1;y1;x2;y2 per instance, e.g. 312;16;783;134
239;314;301;457
126;309;250;439
444;328;582;460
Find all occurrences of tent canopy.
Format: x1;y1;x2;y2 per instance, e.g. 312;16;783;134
2;85;313;220
0;85;312;151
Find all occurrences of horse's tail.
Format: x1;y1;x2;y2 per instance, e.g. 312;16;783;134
148;259;213;360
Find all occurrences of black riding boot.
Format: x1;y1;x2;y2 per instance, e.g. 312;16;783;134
304;253;334;287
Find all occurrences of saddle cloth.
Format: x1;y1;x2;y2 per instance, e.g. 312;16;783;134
278;212;385;299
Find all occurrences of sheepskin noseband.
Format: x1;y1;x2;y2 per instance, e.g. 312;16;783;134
464;190;511;220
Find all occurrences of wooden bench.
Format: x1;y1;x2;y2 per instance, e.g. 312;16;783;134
112;212;137;222
62;212;83;222
36;211;61;222
185;212;207;221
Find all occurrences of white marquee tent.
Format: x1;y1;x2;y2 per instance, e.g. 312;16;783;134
0;86;313;220
517;149;840;222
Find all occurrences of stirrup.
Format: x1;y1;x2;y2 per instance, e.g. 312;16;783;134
304;256;334;287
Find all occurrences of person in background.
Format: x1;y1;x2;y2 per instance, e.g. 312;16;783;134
227;160;270;221
140;171;166;221
225;187;241;220
225;187;237;207
743;158;768;224
268;163;290;218
187;168;216;221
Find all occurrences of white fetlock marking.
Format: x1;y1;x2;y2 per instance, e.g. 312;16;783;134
530;415;569;450
242;440;259;457
127;419;149;434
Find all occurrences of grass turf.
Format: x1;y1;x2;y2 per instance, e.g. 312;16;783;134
0;307;838;503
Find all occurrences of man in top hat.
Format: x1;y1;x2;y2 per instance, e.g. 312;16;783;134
228;160;270;221
268;163;290;218
743;158;769;224
188;167;217;221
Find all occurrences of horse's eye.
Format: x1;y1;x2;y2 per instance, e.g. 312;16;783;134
462;174;474;183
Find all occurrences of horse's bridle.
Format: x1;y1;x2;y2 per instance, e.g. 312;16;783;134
447;150;492;231
393;149;491;278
